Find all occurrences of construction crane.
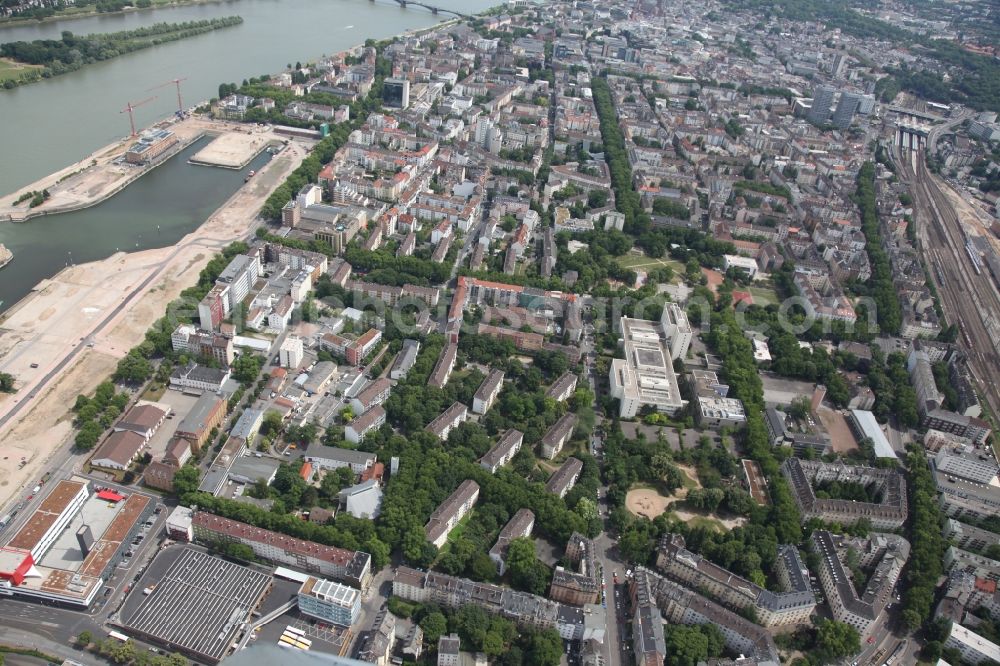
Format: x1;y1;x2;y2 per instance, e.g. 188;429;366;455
120;96;156;137
148;77;188;115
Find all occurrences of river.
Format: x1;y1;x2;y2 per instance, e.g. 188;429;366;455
0;0;494;313
0;137;273;310
0;0;493;196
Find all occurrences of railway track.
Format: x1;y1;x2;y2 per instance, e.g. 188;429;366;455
903;149;1000;418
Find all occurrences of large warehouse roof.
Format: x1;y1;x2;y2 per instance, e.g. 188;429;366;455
124;548;272;663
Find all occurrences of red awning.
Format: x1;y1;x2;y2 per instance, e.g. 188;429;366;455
97;489;125;502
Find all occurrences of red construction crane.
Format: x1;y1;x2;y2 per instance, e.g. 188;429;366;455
120;96;156;137
148;77;188;115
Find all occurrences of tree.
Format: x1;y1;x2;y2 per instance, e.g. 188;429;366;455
420;611;448;645
75;420;104;450
663;625;711;666
77;630;93;647
0;372;14;393
222;542;255;561
453;604;491;650
813;619;860;664
231;354;263;385
172;465;201;497
113;350;153;383
526;629;563;666
506;537;548;595
261;410;283;436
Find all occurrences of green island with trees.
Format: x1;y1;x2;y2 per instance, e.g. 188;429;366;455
0;17;243;89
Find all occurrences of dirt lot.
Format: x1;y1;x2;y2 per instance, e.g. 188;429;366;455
0;138;307;510
626;488;672;519
624;465;745;529
190;132;273;169
701;267;723;297
817;406;858;453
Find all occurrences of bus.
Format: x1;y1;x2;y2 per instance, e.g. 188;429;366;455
278;636;311;651
108;631;130;643
278;636;302;650
283;626;306;638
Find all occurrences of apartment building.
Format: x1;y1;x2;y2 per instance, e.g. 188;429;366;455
810;530;909;640
549;533;600;606
425;480;480;548
392;567;597;642
545;371;578;403
472;368;505;414
479;429;524;474
630;568;780;665
390;339;420;380
428;343;458;389
489;509;535;575
782;458;908;529
545;457;584;498
541;413;578;459
425;402;469;441
655;534;815;627
350;378;392;415
345;405;387;444
191;512;372;590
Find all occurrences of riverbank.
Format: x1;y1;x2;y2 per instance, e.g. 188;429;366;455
0;134;307;511
0;115;281;221
0;0;238;27
0;16;243;89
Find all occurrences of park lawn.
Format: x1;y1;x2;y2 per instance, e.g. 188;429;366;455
682;515;728;533
616;254;683;275
0;58;42;82
748;285;780;307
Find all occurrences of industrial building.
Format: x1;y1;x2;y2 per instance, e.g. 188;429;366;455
0;479;153;607
123;548;272;664
847;409;897;459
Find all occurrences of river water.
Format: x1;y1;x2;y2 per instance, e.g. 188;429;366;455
0;0;493;312
0;137;274;310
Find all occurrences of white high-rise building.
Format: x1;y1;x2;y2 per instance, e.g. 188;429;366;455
279;336;304;369
660;303;693;361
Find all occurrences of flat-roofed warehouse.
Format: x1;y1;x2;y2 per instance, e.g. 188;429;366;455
123;547;272;664
0;478;153;607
